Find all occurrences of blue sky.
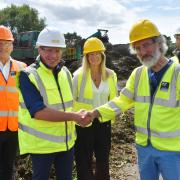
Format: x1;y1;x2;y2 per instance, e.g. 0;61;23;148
1;0;180;44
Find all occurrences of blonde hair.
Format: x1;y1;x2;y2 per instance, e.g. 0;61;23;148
81;51;114;81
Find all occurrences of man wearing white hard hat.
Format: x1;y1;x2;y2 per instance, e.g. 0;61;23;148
17;27;90;180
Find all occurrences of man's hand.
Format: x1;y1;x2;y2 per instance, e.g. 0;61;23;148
74;110;92;127
75;109;100;127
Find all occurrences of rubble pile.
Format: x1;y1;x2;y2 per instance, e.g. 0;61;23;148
106;43;141;80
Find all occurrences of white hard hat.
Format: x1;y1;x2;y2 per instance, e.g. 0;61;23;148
36;27;66;48
174;27;180;38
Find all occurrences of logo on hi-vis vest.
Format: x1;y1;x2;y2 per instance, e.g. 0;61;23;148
10;71;16;76
160;82;169;91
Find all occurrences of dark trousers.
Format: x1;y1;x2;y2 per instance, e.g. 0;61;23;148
0;130;18;180
31;148;74;180
75;119;111;180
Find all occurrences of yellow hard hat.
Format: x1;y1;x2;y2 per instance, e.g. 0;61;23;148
129;19;161;43
83;37;106;54
0;25;14;41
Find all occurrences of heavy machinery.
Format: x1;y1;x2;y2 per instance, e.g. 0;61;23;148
87;29;109;43
11;29;109;65
11;31;39;65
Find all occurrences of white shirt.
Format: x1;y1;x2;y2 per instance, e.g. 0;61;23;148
92;79;109;108
0;58;11;81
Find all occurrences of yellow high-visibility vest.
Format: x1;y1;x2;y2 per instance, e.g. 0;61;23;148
97;63;180;151
18;62;76;154
73;68;117;123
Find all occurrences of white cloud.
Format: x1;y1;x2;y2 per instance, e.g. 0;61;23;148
158;5;180;10
0;0;180;44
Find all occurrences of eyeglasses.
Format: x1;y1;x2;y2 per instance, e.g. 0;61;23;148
134;41;155;53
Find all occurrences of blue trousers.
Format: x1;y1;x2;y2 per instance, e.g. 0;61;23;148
31;148;74;180
136;144;180;180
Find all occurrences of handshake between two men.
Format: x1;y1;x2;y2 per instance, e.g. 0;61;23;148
74;109;100;127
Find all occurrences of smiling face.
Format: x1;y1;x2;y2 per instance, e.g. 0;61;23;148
87;51;102;68
133;38;161;68
38;46;62;69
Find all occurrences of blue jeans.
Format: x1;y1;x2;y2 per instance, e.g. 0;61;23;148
136;144;180;180
31;148;74;180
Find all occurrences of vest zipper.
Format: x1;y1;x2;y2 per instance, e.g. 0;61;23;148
147;64;171;144
53;72;69;151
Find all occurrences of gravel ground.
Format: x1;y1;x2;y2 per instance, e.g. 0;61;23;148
109;110;140;180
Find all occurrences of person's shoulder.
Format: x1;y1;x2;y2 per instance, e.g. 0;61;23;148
106;68;116;76
16;60;27;67
62;66;71;73
11;59;27;69
73;67;83;77
20;64;39;77
133;65;145;73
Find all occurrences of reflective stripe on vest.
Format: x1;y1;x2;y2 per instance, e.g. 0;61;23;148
63;67;73;94
135;126;180;138
107;101;121;115
18;63;76;154
0;60;25;131
121;88;134;99
0;110;18;117
73;70;117;106
19;122;72;143
122;66;180;107
134;65;180;138
121;67;143;100
0;86;18;92
74;73;93;104
21;66;73;109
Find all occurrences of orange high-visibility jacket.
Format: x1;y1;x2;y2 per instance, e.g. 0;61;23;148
0;59;26;131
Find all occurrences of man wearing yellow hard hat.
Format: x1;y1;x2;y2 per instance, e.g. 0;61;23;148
87;19;180;180
172;27;180;64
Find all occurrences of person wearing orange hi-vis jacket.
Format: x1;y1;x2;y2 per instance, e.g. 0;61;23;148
85;19;180;180
0;25;26;180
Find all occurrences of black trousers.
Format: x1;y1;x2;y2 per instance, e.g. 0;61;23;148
75;119;111;180
0;130;18;180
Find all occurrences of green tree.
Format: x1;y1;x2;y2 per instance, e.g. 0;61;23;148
0;4;46;33
164;35;176;58
64;32;82;48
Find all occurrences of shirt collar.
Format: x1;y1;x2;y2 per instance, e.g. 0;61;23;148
0;57;11;68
